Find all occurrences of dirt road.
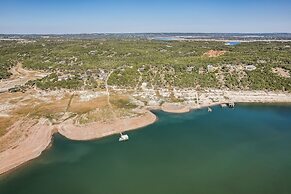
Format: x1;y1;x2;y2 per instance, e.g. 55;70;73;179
0;63;47;93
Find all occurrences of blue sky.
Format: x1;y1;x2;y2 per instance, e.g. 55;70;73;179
0;0;291;34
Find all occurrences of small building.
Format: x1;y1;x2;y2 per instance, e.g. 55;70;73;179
141;82;148;90
186;66;194;72
207;65;214;72
138;67;145;72
86;70;93;76
198;67;205;75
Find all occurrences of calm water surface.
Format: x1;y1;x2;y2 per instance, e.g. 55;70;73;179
1;105;291;194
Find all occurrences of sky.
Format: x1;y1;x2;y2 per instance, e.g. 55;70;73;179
0;0;291;34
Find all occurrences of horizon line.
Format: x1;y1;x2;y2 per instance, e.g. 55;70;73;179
1;32;291;35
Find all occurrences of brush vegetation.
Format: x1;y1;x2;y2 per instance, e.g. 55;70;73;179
1;39;291;91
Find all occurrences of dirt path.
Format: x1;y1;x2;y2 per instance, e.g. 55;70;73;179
105;70;117;117
104;70;127;132
134;71;143;91
65;94;75;112
0;63;47;93
105;71;114;108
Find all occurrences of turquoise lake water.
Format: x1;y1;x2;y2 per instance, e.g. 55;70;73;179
1;105;291;194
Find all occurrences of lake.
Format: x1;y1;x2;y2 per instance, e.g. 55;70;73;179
1;105;291;194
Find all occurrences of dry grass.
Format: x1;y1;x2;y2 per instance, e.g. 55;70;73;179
203;50;226;57
78;106;137;125
0;92;25;104
74;95;137;125
0;117;16;136
68;95;136;115
109;95;137;109
0;92;137;136
78;107;114;124
69;96;108;114
11;96;69;118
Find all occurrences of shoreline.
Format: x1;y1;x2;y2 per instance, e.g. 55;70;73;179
156;90;291;113
57;110;157;141
160;101;291;114
161;102;191;113
0;118;53;175
0;110;157;175
1;90;291;175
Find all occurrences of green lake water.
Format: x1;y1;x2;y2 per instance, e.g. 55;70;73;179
1;105;291;194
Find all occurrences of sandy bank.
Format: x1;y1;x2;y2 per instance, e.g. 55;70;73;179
0;111;156;175
161;103;190;113
0;118;53;175
58;111;156;141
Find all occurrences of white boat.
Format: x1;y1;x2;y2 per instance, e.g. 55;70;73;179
119;134;129;142
220;104;227;108
208;107;212;112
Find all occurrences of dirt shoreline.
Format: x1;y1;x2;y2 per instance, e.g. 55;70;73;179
161;102;191;113
1;90;291;175
0;110;157;175
158;91;291;114
0;118;53;175
58;110;157;141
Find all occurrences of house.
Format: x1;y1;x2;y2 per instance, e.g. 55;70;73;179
138;67;145;72
141;82;148;90
245;65;257;71
207;65;214;72
186;66;194;72
198;67;205;74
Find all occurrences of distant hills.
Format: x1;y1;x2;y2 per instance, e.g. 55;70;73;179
1;33;291;41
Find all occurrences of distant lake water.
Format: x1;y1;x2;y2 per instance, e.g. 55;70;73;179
152;36;181;41
226;41;241;46
1;105;291;194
